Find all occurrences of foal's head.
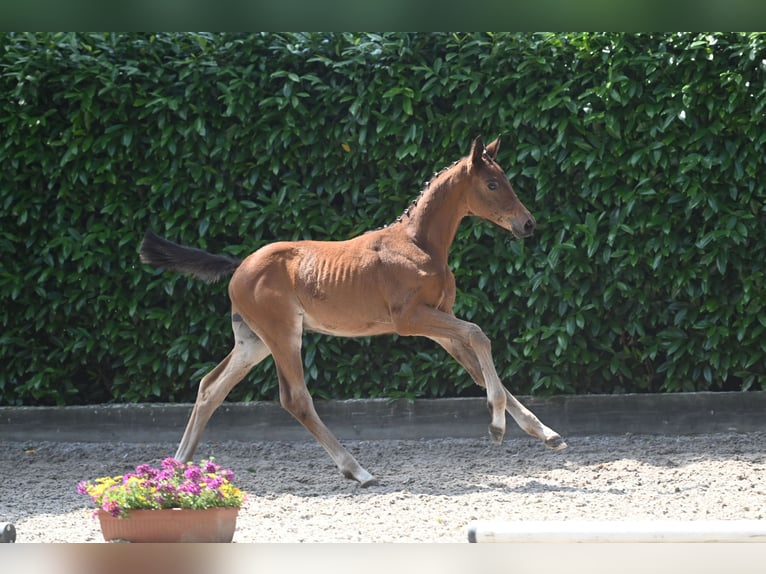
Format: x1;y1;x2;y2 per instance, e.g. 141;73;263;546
464;136;536;239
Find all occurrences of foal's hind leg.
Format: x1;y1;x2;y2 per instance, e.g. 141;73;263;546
431;336;567;451
175;313;271;462
260;322;376;486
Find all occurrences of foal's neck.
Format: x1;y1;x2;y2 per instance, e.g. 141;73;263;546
400;164;470;263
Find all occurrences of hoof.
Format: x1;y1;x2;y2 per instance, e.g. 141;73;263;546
344;467;377;486
0;522;15;543
359;476;379;488
488;425;505;445
545;435;568;451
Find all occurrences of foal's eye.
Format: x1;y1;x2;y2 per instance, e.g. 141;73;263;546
487;181;498;191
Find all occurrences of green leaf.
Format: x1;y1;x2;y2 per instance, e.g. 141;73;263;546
2;32;765;405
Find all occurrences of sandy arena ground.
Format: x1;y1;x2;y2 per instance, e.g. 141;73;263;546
1;432;764;542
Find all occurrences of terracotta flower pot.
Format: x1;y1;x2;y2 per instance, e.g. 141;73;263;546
97;507;239;543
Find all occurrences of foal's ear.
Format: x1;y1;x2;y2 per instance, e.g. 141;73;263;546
469;135;486;168
485;136;501;160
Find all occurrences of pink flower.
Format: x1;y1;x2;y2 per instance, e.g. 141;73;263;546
184;466;203;482
102;500;122;518
205;477;224;490
135;464;157;478
156;469;174;482
180;481;201;496
78;458;245;516
161;458;184;471
159;482;177;495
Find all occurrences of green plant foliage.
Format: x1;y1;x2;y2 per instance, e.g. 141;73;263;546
1;32;764;405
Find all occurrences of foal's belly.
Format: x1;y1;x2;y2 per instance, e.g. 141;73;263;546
301;309;395;337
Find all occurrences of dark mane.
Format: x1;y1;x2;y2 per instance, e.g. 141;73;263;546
373;159;461;232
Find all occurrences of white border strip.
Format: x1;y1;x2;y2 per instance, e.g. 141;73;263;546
467;520;766;543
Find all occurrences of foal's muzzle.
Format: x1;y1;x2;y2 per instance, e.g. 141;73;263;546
511;215;536;238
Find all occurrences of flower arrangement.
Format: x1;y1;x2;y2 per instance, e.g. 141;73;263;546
78;457;246;518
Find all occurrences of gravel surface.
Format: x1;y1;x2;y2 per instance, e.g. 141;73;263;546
2;432;765;542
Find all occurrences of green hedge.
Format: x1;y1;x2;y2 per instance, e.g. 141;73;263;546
1;32;764;406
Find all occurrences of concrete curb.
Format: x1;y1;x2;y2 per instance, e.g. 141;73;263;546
1;392;763;444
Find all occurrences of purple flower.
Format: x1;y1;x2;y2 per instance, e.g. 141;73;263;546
159;482;177;495
78;458;245;516
161;458;184;471
135;464;157;478
184;466;203;482
156;469;174;482
179;481;201;496
102;500;122;518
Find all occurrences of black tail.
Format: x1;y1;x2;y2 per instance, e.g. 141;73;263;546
139;229;242;283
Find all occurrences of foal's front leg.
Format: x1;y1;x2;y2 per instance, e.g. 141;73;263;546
395;307;509;441
432;336;566;450
398;304;566;448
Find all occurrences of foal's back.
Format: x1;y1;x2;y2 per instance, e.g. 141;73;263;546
229;226;448;338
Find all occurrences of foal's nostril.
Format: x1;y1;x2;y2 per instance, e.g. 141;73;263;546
524;218;536;233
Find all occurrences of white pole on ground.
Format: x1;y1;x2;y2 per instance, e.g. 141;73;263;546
466;520;766;543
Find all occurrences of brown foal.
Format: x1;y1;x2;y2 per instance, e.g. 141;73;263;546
140;136;566;486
